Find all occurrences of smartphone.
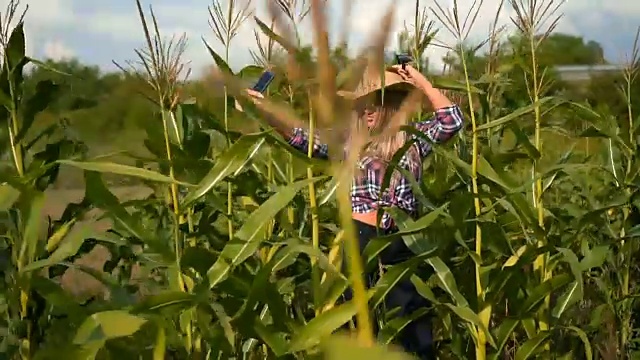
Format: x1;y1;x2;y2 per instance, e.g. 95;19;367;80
252;71;275;93
395;53;413;69
383;51;413;69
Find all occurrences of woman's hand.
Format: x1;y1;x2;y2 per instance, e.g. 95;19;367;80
392;64;453;109
391;64;432;90
236;88;265;112
246;88;264;101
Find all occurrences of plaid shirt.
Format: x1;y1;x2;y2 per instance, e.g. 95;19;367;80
287;105;464;229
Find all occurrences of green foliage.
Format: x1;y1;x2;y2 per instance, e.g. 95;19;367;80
1;0;640;359
583;70;640;125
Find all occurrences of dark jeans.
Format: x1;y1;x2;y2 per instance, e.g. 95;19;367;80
338;219;435;360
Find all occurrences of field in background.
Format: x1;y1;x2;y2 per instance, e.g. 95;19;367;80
2;0;640;357
44;186;153;298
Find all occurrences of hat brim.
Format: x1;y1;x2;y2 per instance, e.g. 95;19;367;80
337;80;415;99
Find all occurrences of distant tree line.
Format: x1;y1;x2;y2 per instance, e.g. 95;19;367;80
21;32;638;156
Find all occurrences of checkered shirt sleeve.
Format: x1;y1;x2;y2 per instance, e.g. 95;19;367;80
412;105;465;158
286;128;330;159
393;152;420;212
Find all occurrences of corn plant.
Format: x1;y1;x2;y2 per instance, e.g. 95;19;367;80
208;0;254;242
0;1;93;358
3;0;640;359
569;27;640;359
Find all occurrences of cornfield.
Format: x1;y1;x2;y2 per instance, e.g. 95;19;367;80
1;0;640;358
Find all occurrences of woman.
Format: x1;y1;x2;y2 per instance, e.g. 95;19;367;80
245;64;464;359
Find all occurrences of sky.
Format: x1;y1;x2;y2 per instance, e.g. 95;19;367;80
10;0;640;78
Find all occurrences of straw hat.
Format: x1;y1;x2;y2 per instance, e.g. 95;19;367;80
336;66;416;100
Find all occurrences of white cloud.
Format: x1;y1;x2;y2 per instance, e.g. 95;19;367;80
26;0;74;25
78;12;141;41
43;39;74;60
564;0;640;16
20;0;75;57
9;0;640;74
73;1;263;75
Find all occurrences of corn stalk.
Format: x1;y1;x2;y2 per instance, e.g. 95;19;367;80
115;0;193;354
617;27;639;356
209;0;253;240
431;0;491;357
510;0;562;333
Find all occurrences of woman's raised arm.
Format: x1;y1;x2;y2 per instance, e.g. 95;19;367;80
242;89;330;159
390;65;465;158
411;105;464;158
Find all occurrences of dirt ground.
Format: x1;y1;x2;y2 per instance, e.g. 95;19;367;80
43;186;154;299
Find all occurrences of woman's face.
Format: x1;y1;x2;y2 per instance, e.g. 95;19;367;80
360;104;380;129
355;90;406;130
356;93;383;129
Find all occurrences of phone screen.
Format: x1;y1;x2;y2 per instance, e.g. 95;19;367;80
252;71;275;93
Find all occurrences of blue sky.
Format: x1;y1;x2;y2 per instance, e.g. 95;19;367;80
17;0;640;77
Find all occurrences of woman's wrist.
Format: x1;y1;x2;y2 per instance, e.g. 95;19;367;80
416;77;433;92
418;79;439;98
418;81;454;109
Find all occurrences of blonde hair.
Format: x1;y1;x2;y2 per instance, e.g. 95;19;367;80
347;90;420;189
